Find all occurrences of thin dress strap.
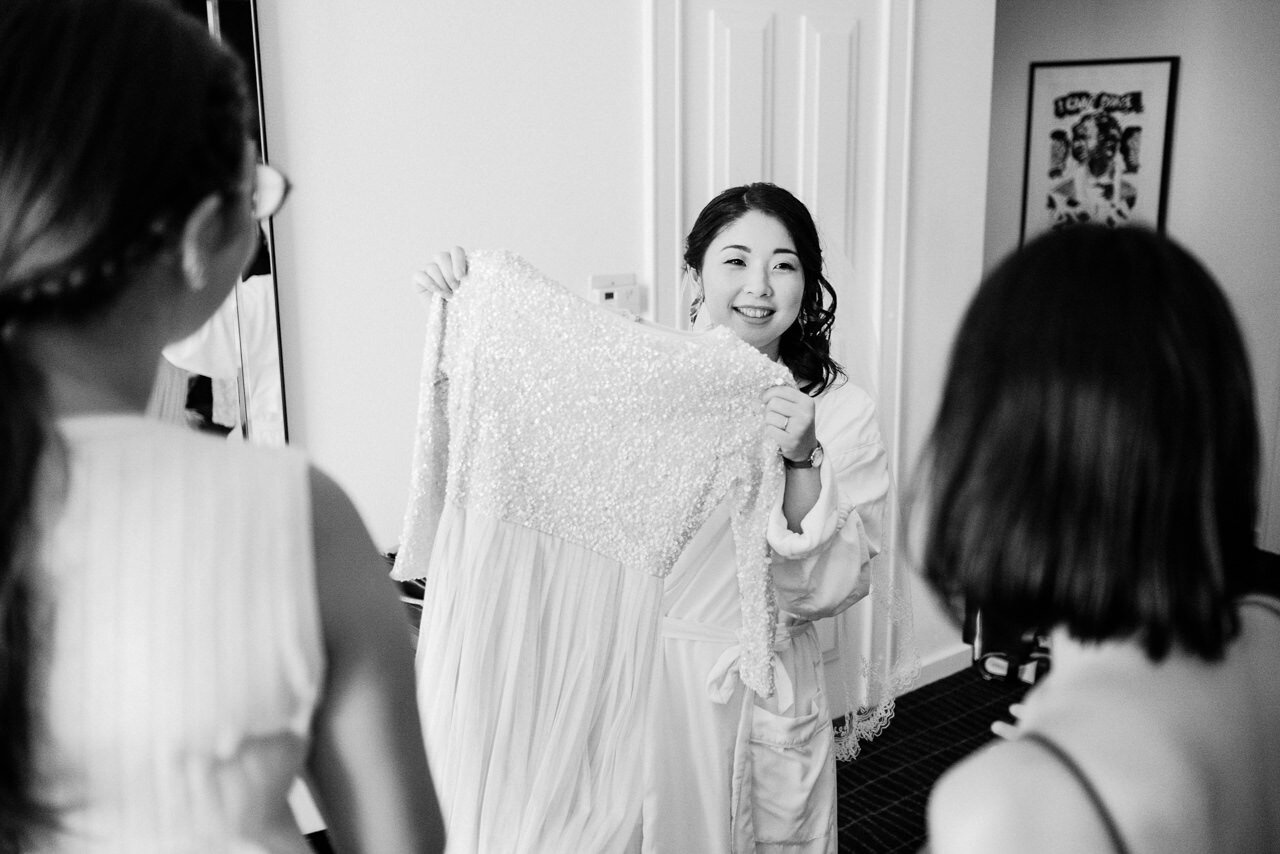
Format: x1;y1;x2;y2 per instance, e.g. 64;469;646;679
1020;731;1130;854
1240;593;1280;621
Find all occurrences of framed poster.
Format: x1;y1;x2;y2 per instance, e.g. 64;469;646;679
1018;57;1179;245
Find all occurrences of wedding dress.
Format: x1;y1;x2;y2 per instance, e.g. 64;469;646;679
393;250;793;852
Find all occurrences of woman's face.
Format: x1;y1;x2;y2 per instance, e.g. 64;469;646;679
696;210;804;360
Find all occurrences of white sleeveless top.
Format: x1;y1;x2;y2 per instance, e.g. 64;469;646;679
31;415;323;853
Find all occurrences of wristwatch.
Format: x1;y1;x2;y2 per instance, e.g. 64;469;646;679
783;442;824;470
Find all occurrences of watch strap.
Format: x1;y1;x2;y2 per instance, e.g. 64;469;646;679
782;443;822;469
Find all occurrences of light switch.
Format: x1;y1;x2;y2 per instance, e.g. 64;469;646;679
589;273;644;316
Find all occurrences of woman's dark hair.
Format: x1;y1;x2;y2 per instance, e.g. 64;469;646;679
0;0;249;847
684;182;844;395
912;225;1259;663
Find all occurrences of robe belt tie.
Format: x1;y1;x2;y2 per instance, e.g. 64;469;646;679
661;616;809;714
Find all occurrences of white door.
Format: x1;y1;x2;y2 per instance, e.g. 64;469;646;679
646;0;917;719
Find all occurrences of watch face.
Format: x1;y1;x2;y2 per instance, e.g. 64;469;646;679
810;444;824;467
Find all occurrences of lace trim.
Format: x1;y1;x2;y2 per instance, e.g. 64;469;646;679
832;651;923;760
829;536;922;761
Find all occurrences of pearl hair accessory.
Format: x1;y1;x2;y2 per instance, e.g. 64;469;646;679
0;217;174;314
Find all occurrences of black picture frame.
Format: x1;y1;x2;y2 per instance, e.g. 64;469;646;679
1018;56;1179;246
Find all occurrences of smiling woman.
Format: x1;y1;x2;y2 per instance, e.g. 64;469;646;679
407;179;911;850
407;181;914;851
643;182;908;854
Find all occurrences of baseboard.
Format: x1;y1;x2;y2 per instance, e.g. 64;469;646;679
914;642;972;689
290;779;325;835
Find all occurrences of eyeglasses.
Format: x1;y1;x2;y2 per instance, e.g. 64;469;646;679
251;162;291;221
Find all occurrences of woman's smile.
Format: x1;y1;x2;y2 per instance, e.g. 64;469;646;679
733;304;775;321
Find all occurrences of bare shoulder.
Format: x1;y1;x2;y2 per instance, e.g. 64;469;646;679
926;740;1119;854
305;465;402;635
307;465;385;566
308;465;364;536
927;744;1033;854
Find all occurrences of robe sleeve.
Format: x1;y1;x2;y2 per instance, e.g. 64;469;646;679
765;381;888;620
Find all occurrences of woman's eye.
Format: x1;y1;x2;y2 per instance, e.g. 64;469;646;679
724;258;745;266
775;262;797;271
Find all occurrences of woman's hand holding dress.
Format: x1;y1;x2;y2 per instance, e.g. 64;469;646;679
412;246;469;302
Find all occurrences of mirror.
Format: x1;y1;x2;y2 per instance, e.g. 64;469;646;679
149;0;288;445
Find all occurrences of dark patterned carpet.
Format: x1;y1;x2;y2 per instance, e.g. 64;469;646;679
835;665;1030;853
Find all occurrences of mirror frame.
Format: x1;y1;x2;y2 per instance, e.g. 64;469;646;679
175;0;290;444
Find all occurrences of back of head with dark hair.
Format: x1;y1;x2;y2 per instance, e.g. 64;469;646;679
683;182;845;395
914;225;1259;663
0;0;249;318
0;0;249;847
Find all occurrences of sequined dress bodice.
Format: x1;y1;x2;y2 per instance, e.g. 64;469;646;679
393;249;792;693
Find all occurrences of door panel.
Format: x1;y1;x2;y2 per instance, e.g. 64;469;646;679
648;0;915;707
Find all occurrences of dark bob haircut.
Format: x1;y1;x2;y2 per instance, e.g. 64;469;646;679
912;225;1259;662
683;182;844;396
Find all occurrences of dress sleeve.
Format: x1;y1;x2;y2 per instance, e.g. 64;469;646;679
765;382;888;620
390;294;451;581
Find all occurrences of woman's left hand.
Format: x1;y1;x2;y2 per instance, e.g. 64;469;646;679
761;385;818;464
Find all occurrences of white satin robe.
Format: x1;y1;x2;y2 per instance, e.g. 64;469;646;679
642;379;890;853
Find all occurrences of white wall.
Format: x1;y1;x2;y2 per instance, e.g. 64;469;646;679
257;1;647;547
984;0;1280;551
897;1;999;683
